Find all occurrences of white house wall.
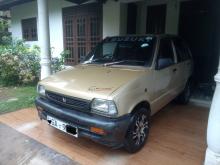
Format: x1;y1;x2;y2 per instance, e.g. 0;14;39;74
10;0;75;57
165;0;180;34
120;3;128;36
10;0;189;58
135;0;182;35
103;0;121;38
136;1;147;34
103;0;184;36
48;0;63;57
11;1;38;46
48;0;77;57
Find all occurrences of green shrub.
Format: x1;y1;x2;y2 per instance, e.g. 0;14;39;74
0;19;8;32
0;19;11;45
0;54;20;85
0;38;40;86
0;33;68;86
51;50;69;73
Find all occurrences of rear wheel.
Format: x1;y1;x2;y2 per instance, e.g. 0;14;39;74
124;107;150;153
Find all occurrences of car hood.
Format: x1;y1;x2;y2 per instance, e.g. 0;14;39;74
40;65;148;100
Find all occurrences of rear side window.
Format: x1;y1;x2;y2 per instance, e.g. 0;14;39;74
173;38;191;62
156;38;175;69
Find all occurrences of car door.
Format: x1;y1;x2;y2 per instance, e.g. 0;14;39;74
172;38;192;95
151;37;177;114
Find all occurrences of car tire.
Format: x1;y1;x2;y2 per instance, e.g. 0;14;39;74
176;80;192;104
124;107;150;153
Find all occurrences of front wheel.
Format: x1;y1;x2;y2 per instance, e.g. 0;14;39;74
124;108;150;153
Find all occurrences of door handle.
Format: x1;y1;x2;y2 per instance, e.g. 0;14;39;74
173;68;177;72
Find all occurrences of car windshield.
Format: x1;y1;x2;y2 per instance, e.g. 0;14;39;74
82;36;156;67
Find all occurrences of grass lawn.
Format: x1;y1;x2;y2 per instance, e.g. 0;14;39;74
0;86;37;114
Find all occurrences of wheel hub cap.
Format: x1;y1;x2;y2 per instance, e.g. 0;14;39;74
132;114;149;145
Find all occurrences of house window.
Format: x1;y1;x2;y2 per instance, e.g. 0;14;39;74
21;18;38;41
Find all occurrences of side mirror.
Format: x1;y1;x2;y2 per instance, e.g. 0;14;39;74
156;58;174;70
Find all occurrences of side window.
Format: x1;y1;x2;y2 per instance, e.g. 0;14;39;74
173;38;190;62
157;38;175;69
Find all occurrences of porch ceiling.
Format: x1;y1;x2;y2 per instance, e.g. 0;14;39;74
0;0;109;10
66;0;94;4
66;0;108;4
0;0;34;10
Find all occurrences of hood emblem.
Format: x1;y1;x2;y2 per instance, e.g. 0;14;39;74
62;97;66;103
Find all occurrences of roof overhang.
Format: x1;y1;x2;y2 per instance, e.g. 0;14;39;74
0;0;35;10
0;0;109;10
66;0;92;4
66;0;108;4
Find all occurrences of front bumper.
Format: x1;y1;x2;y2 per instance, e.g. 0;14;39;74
35;97;132;148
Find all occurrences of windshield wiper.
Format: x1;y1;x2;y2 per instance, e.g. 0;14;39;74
103;60;125;66
103;60;146;67
83;59;100;64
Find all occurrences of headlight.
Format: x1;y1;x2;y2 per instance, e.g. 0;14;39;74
37;85;45;96
91;99;118;117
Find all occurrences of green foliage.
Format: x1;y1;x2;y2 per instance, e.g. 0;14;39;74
0;38;40;86
0;19;11;45
0;19;8;32
51;50;69;73
0;22;68;86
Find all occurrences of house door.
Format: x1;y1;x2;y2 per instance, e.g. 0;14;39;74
178;0;218;85
63;4;102;65
146;4;166;34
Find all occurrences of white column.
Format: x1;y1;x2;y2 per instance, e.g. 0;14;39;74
205;60;220;164
37;0;51;80
103;0;121;38
165;0;180;35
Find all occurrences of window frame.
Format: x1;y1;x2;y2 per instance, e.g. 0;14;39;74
155;37;177;70
21;17;38;41
172;37;192;63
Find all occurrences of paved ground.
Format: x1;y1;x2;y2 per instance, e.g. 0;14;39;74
0;122;78;165
0;104;209;165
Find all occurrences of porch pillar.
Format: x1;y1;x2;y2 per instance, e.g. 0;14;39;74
37;0;51;80
205;61;220;164
205;1;220;164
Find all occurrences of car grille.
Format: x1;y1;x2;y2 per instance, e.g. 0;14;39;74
46;91;90;112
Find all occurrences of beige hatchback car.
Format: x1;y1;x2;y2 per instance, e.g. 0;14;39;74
35;35;193;153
